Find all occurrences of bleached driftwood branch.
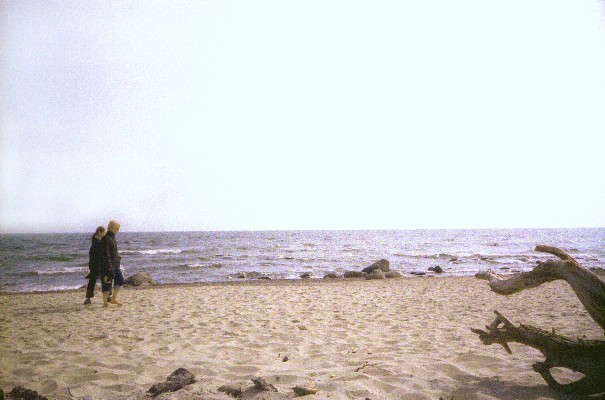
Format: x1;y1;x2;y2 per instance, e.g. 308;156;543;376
477;245;605;330
473;245;605;394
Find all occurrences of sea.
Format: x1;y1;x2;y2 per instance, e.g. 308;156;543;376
0;228;603;293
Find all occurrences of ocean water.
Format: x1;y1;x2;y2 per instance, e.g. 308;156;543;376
0;228;603;292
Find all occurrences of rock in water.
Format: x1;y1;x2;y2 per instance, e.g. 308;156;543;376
366;269;386;280
125;272;153;286
344;271;366;278
362;259;390;273
148;368;196;397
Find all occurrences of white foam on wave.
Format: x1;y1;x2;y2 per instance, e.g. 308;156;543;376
122;249;183;255
35;266;87;275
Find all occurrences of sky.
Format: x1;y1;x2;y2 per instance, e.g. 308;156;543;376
1;0;605;233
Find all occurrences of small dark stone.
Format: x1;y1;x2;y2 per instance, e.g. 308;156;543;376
293;385;317;396
366;269;386;280
218;384;242;397
344;271;366;278
148;368;196;397
300;273;312;279
429;266;443;273
252;377;278;392
323;273;339;279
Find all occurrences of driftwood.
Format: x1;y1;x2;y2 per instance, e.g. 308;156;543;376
473;245;605;394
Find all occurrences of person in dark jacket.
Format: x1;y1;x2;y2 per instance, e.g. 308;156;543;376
84;226;106;304
100;220;124;307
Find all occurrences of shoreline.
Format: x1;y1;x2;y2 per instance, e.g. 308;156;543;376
0;274;458;296
3;268;604;296
2;275;603;399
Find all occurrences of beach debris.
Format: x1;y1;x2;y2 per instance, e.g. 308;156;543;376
361;259;390;274
6;387;48;400
473;245;605;395
282;355;289;362
218;384;242;397
147;368;196;397
251;377;278;392
355;361;378;372
125;272;153;286
292;385;317;396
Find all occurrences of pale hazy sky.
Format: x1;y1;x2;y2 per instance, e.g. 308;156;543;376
1;1;605;233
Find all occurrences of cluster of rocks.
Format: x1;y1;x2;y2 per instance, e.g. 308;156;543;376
219;377;317;398
1;387;48;400
229;271;271;280
114;260;453;287
148;368;318;398
323;259;402;280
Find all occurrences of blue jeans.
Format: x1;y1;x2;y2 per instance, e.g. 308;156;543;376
101;268;124;292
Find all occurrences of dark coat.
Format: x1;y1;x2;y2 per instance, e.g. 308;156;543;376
101;231;121;274
88;237;104;275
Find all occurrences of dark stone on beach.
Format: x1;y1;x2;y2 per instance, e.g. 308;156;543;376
385;271;402;278
252;377;278;392
8;387;48;400
366;269;386;280
300;273;312;279
362;259;390;273
410;271;426;276
218;384;242;397
344;271;367;278
428;266;443;273
125;272;153;286
148;368;196;397
324;273;340;279
293;385;317;396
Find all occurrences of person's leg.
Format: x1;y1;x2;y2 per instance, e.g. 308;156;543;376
84;271;98;304
110;269;124;306
101;274;112;307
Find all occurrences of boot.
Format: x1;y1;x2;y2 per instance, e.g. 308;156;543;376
102;292;110;307
110;286;123;306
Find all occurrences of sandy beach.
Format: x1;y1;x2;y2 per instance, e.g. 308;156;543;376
1;276;603;400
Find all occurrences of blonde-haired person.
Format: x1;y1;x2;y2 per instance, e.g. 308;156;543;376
100;220;124;306
84;226;106;304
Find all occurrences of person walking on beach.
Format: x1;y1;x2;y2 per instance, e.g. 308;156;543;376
100;220;124;307
84;226;106;304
